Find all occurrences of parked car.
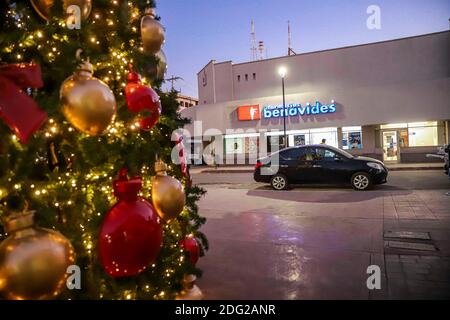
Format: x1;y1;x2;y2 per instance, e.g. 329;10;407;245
254;145;388;191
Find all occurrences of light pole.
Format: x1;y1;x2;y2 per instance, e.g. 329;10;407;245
278;66;287;148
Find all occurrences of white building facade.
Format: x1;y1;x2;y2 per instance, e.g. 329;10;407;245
181;31;450;165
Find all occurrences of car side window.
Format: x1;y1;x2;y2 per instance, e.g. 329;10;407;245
280;148;307;160
300;148;313;161
312;148;336;161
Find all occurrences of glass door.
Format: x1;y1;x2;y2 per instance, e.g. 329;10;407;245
382;131;399;162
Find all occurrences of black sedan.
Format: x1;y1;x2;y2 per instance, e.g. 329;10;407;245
254;145;388;191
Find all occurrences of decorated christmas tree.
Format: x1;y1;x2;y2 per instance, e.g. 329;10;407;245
0;0;207;300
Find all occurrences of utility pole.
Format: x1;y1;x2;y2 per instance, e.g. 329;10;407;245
165;75;182;92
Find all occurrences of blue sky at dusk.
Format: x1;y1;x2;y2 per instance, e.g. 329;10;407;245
157;0;450;98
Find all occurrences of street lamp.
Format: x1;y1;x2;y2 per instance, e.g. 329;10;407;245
278;66;287;149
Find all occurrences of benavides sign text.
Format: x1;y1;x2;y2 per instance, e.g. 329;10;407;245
237;101;337;121
263;101;336;119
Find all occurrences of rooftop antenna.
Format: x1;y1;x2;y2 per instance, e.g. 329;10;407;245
250;19;257;61
258;40;266;60
165;75;183;92
288;20;297;56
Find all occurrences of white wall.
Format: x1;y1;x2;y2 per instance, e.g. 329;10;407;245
199;31;450;104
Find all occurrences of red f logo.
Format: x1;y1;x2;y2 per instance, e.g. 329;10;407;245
237;105;261;121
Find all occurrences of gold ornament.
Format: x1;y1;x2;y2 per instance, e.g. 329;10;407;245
176;275;204;300
141;8;165;54
151;160;186;222
0;211;75;300
60;59;116;136
30;0;92;21
155;50;167;81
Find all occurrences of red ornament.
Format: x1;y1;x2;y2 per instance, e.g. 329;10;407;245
125;69;161;131
0;64;47;143
99;168;163;278
180;236;200;266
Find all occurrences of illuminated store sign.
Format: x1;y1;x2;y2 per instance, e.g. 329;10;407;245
263;101;336;119
237;105;261;121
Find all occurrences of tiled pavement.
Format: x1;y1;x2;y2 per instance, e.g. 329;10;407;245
382;191;450;299
195;186;450;299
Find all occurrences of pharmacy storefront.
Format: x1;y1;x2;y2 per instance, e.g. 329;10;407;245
222;102;448;164
182;97;449;165
183;32;450;165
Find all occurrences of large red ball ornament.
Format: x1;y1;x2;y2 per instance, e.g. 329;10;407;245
125;70;161;131
180;236;200;266
99;169;163;278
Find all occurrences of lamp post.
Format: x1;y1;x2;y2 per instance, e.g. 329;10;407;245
278;66;287;148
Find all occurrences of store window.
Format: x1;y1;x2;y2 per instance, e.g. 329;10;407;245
287;130;310;147
342;126;362;150
293;134;307;146
408;122;438;147
225;137;244;154
380;122;440;147
309;128;338;147
245;137;259;155
399;129;408;147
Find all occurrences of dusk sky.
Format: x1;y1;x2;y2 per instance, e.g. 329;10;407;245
157;0;450;98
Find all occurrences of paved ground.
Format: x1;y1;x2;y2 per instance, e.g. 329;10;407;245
192;171;450;299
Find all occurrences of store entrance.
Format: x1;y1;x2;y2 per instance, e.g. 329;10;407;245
382;131;400;163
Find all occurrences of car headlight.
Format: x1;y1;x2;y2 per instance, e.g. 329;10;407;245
367;162;384;171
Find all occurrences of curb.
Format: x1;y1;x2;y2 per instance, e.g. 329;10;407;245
197;167;444;174
387;167;443;171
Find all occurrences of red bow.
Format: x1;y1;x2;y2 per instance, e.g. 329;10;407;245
113;168;142;201
0;64;47;143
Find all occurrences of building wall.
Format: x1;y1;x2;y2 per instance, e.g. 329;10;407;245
198;60;216;105
214;62;234;103
187;32;450;164
199;31;450;105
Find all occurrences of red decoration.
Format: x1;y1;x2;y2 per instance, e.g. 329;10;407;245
180;236;200;266
0;64;47;143
99;168;163;277
125;69;161;131
175;133;188;176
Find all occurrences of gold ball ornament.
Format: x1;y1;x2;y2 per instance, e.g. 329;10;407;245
141;8;165;54
30;0;92;21
176;275;204;300
155;50;168;81
151;160;186;223
0;211;75;300
60;60;116;136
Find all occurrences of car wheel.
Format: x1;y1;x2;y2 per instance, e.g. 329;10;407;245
351;172;372;191
271;174;289;191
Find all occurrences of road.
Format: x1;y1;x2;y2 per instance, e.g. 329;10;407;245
192;170;450;191
192;170;450;300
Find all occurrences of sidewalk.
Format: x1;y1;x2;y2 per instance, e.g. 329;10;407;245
191;163;445;174
196;185;450;299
